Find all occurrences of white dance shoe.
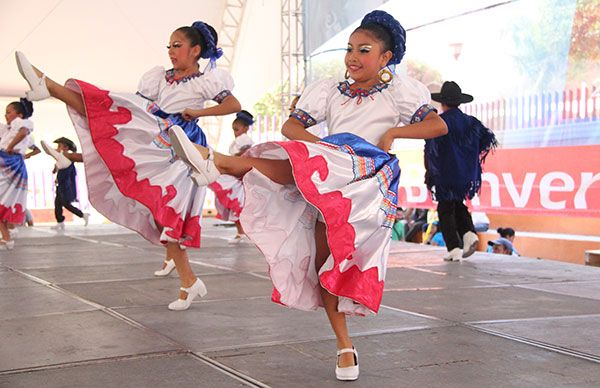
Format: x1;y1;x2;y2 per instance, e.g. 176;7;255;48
443;247;462;262
168;126;220;186
41;140;72;169
168;278;207;311
227;234;251;244
0;239;15;250
335;347;359;381
50;222;65;231
15;51;50;101
83;213;90;226
154;259;176;277
462;231;479;258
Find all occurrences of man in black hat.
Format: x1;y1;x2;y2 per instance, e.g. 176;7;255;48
426;81;497;262
48;137;89;229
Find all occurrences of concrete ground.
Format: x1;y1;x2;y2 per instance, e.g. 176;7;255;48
1;219;600;387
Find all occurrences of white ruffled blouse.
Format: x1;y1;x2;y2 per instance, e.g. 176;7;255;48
0;118;34;155
293;74;431;145
137;66;234;113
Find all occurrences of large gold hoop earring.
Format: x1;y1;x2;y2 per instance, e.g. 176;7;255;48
378;68;393;84
344;70;350;80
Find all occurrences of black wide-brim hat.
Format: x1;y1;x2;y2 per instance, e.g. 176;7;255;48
431;81;474;105
53;137;77;152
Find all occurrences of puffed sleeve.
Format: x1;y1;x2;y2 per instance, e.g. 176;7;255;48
392;75;437;125
290;79;337;128
195;68;235;103
11;118;33;134
136;66;165;101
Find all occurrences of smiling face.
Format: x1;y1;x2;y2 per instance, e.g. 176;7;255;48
5;104;20;124
167;30;201;72
345;29;392;87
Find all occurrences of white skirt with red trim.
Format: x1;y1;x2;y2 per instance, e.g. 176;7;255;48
240;133;401;315
209;175;244;222
0;151;27;224
65;79;207;248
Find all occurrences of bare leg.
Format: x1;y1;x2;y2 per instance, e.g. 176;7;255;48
28;65;86;116
191;144;294;185
314;221;355;368
234;220;244;235
0;222;10;241
166;243;198;299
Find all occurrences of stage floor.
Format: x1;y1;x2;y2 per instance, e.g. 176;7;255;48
2;220;600;387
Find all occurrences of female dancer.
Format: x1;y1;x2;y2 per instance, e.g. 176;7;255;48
0;99;35;250
169;10;447;380
15;20;241;310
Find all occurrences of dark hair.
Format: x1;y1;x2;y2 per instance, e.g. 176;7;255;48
234;110;254;127
175;23;218;61
9;98;34;119
497;227;515;238
354;23;394;55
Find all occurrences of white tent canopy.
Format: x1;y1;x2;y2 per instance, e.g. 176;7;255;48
1;0;282;151
0;0;227;96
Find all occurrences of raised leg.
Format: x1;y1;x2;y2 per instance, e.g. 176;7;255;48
17;54;86;116
215;153;294;185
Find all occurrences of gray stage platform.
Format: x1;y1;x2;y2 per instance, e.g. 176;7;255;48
1;220;600;387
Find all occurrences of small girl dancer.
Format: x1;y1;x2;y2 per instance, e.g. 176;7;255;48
16;20;241;310
169;10;447;380
211;110;254;244
47;137;89;230
0;99;36;250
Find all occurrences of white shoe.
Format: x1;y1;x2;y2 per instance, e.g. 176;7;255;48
9;228;18;238
0;239;15;250
41;140;72;169
228;234;242;244
50;222;65;231
443;247;462;262
154;259;176;277
169;126;220;186
15;51;50;101
228;234;251;244
168;278;207;311
83;213;90;226
335;347;359;381
462;231;479;258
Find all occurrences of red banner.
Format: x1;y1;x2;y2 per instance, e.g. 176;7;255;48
397;145;600;218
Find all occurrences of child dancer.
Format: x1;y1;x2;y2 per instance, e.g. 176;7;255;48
426;81;497;262
0;99;35;250
169;10;447;380
212;110;254;244
16;20;241;310
47;137;89;230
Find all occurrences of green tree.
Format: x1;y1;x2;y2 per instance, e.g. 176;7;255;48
566;0;600;88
